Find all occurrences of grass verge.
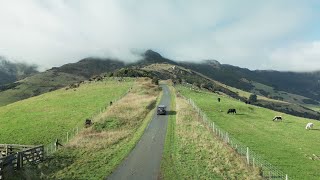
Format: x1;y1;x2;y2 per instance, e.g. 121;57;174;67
161;85;178;179
161;85;261;179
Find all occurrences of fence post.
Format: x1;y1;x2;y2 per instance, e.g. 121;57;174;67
246;147;249;165
253;157;255;168
67;132;69;142
286;174;288;180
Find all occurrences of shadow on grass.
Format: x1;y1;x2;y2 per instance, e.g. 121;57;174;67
310;128;320;131
14;150;77;179
235;113;246;116
166;111;176;115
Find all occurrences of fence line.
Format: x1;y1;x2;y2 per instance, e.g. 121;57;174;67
44;86;132;156
181;95;288;180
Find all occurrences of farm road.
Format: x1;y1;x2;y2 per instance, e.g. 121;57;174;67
107;84;171;180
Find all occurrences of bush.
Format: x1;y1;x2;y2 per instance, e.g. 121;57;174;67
249;94;257;102
152;77;159;85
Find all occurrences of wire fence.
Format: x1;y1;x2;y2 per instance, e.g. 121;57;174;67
182;95;289;180
44;86;132;156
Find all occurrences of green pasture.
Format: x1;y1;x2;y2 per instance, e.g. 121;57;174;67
0;78;133;145
177;86;320;180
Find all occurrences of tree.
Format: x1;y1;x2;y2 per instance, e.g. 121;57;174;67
249;94;257;103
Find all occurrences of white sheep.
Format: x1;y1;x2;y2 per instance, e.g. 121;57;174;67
306;123;314;130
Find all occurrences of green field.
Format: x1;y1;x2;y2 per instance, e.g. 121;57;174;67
20;78;161;179
177;86;320;180
0;78;133;145
161;86;260;179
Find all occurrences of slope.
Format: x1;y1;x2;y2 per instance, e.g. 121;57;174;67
0;77;133;145
0;58;125;106
178;85;320;180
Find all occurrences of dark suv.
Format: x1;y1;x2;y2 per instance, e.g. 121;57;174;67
157;105;166;115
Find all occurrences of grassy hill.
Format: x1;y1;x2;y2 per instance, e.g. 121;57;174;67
0;78;133;145
12;78;160;179
177;85;320;180
178;60;320;106
0;58;125;106
112;63;320;120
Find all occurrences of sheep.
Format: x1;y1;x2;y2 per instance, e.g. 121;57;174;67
306;123;314;130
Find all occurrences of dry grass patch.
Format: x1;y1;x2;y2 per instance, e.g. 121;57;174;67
174;96;261;179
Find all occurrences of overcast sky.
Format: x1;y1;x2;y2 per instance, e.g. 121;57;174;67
0;0;320;71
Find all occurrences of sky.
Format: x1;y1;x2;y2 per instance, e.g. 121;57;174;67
0;0;320;71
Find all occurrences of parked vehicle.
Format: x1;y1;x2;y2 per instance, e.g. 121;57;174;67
157;105;166;115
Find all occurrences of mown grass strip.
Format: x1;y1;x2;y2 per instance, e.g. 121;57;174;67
161;85;179;179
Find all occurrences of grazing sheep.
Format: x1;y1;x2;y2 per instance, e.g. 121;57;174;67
273;116;282;121
306;123;314;130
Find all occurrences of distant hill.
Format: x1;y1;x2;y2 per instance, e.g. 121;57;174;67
1;50;319;119
111;63;320;120
178;60;320;106
0;57;38;85
0;58;125;106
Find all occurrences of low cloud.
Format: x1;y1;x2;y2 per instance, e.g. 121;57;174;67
269;41;320;71
0;0;319;71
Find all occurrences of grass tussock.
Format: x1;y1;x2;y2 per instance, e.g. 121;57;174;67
16;78;160;180
173;96;261;179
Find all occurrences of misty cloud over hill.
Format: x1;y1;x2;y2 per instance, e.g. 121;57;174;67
0;57;38;85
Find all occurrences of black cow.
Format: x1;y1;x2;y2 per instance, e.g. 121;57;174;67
273;116;282;121
218;98;221;102
85;119;93;127
227;108;237;114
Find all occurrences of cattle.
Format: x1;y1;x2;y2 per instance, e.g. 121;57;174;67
110;101;113;106
227;108;236;114
306;123;314;130
85;119;93;127
218;98;221;102
273;116;282;121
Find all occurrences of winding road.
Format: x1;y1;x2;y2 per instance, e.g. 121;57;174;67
107;84;171;180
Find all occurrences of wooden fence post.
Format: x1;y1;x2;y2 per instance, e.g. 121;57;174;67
246;147;250;165
253;157;255;168
67;132;69;142
16;152;22;170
